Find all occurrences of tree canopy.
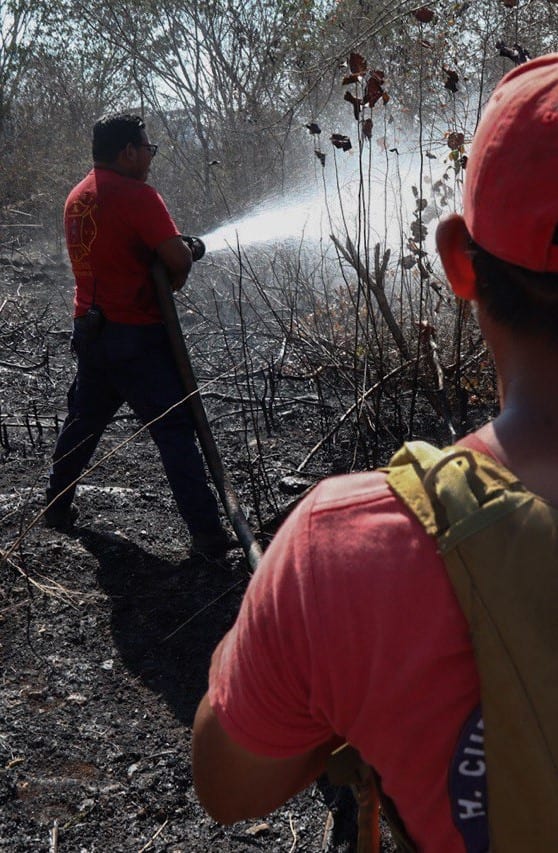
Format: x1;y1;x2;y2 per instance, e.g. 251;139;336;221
1;0;556;236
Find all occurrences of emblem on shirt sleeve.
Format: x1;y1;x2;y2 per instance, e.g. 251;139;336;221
66;191;97;269
448;705;488;852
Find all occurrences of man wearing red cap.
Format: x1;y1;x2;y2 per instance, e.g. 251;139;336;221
192;55;558;850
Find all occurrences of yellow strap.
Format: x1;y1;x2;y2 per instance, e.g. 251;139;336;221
385;441;526;541
385;441;558;851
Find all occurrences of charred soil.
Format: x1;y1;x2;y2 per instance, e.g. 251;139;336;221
0;248;494;852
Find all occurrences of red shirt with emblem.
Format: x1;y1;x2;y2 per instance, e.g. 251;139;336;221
64;168;180;324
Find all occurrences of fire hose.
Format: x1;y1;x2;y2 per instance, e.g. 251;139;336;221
328;744;380;853
155;239;385;852
152;237;262;572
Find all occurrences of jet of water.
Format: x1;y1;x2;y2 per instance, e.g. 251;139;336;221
200;195;327;254
199;149;450;258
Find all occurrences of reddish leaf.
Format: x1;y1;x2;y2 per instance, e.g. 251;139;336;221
411;220;428;241
496;41;531;64
331;134;352;152
447;131;465;150
363;70;387;108
502;0;518;6
344;90;362;120
362;118;373;140
349;52;367;75
315;150;326;166
412;6;435;22
443;67;459;92
306;122;321;135
342;74;361;85
402;254;417;270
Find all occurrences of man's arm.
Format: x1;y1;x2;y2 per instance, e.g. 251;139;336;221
192;693;341;824
193;491;342;824
155;235;192;291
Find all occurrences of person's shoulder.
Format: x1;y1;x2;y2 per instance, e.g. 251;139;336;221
66;169;95;198
262;471;398;570
456;429;500;460
118;174;160;199
128;180;170;213
91;169;159;199
309;469;394;514
298;468;439;575
137;179;161;197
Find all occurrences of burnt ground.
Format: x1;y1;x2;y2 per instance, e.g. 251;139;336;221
0;459;372;853
0;249;403;853
0;247;494;852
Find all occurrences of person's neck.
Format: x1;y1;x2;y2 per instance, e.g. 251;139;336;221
93;160;136;179
475;346;558;503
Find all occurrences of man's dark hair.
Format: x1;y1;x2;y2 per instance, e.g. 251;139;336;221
92;113;145;162
471;242;558;340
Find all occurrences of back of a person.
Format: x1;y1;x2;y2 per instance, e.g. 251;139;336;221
46;111;228;555
65;168;166;324
268;469;485;851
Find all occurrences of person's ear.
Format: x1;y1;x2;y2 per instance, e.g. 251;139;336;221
123;142;137;162
436;214;478;301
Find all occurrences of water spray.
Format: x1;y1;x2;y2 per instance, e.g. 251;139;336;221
197;194;327;255
194;148;448;261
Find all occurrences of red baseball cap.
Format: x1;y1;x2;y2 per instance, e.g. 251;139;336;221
464;53;558;273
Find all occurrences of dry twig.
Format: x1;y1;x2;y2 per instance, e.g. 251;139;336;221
49;820;59;853
137;819;169;852
288;811;299;853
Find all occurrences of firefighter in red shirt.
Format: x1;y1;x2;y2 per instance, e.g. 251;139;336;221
46;113;229;559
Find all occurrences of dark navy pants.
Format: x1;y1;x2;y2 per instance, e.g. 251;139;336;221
47;319;221;536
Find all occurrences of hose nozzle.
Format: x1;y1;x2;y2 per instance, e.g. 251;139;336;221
182;235;206;262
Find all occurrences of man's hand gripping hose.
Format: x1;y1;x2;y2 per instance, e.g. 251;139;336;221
182;235;206;262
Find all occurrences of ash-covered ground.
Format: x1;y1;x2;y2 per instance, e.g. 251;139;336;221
1;249;408;851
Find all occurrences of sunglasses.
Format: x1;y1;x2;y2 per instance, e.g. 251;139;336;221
137;143;158;157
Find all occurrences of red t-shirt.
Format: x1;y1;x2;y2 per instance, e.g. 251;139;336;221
64;168;180;324
209;437;499;852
